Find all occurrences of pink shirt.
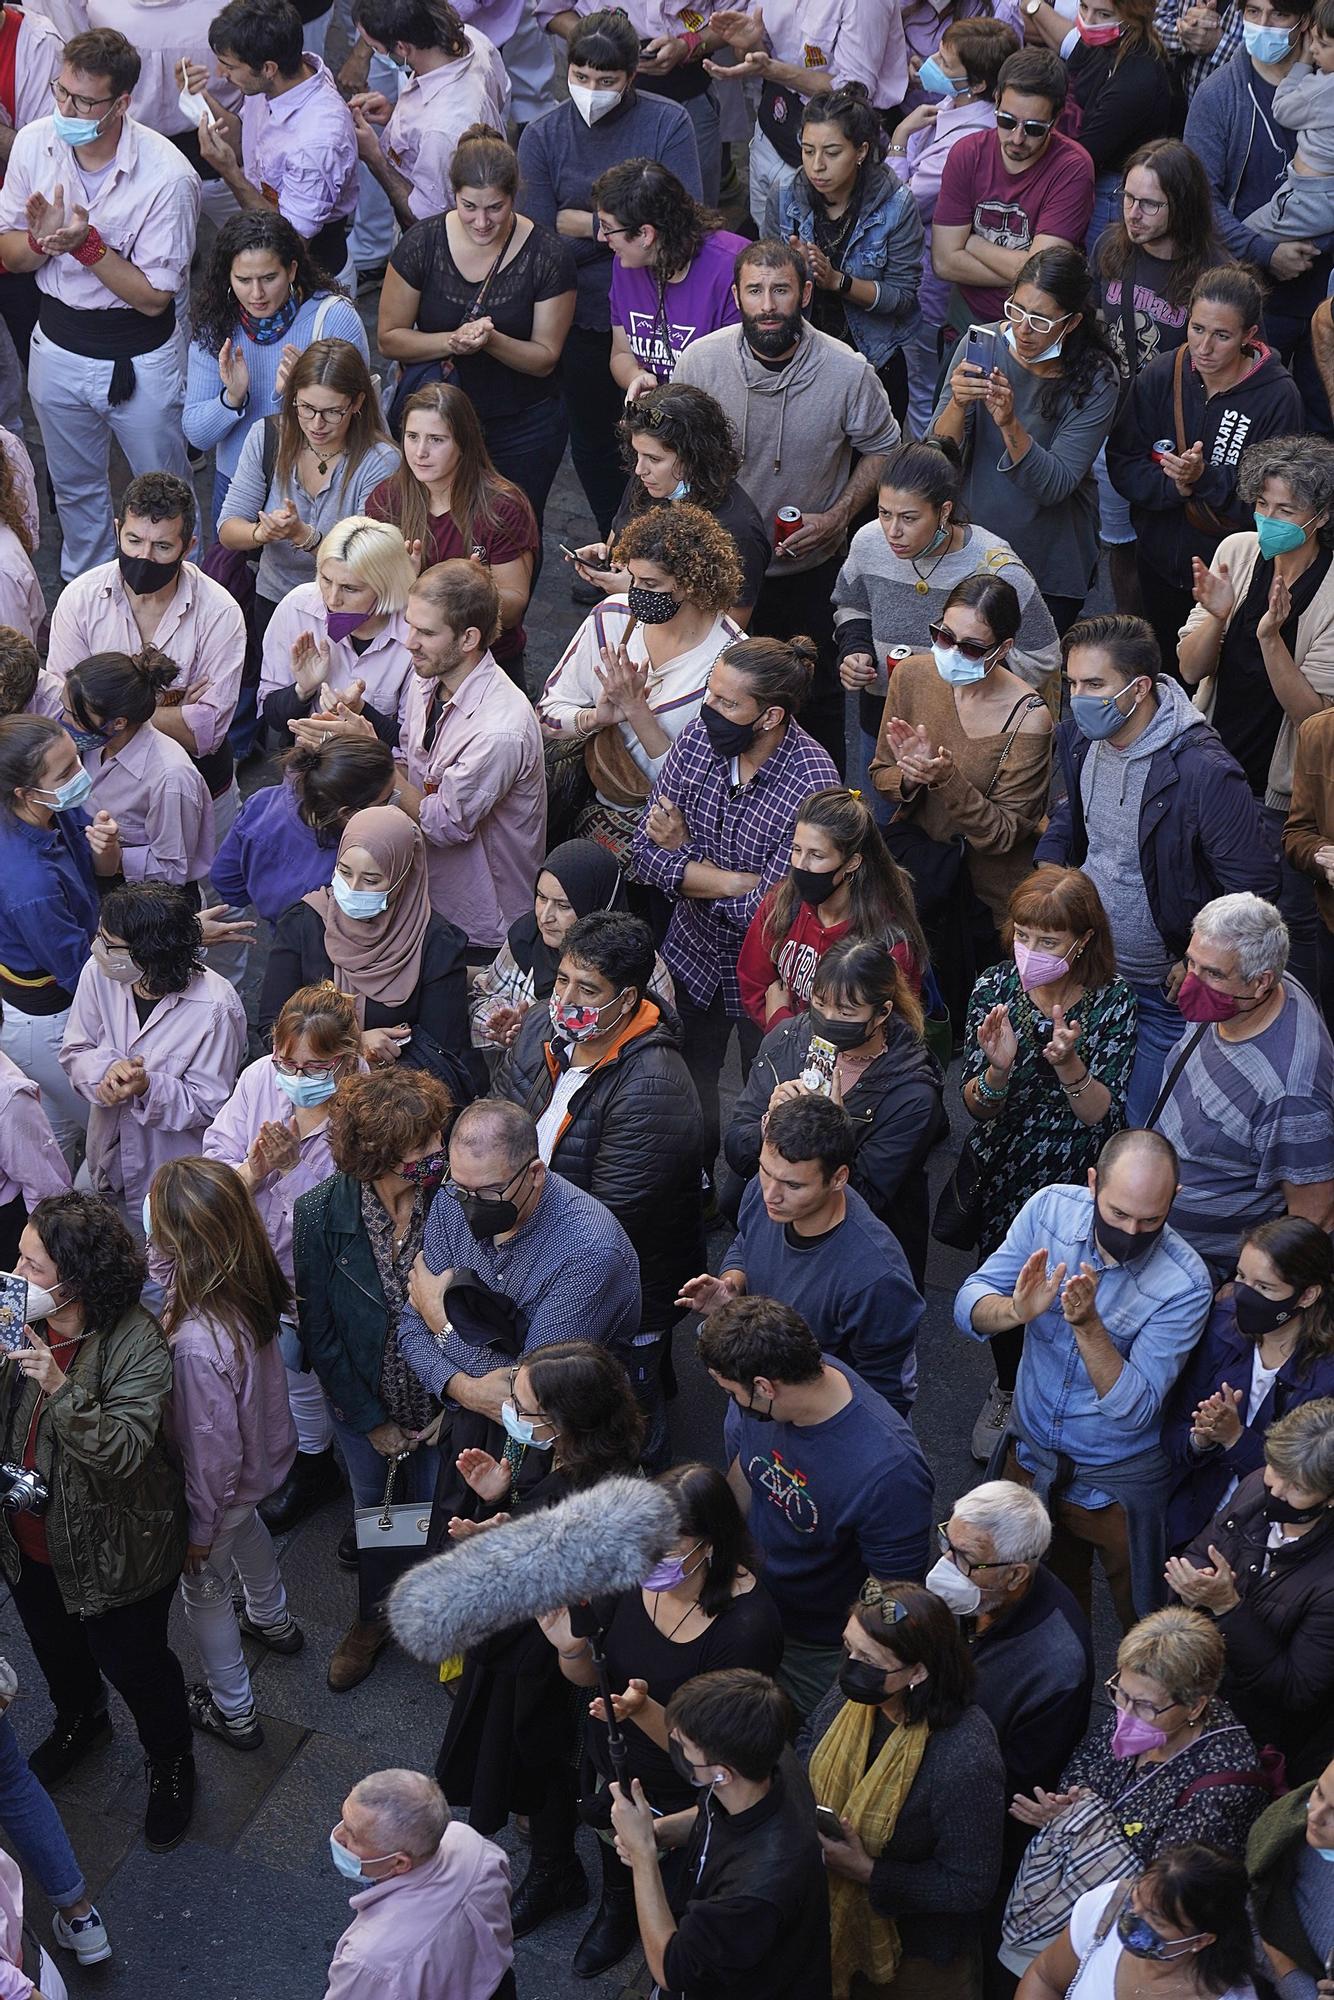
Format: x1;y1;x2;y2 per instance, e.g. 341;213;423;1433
324;1827;513;2000
535;0;712;30
82;720;216;885
0;1851;29;2000
1;5;63;134
165;1307;297;1545
203;1053;354;1285
81;0;242;135
399;650;546;949
451;0;526;42
60;961;247;1216
0;1049;71;1210
241;54;358;238
260;581;414;733
0;113;199;306
747;0;908;110
385;30;510;222
25;668;65;719
0;428;39;553
0;523;44;644
47;560;246;761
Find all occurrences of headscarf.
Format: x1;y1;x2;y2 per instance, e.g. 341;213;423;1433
303;806;431;1020
506;838;624;999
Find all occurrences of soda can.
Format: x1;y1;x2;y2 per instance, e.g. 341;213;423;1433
1151;439;1175;466
774;506;803;546
887;645;913;675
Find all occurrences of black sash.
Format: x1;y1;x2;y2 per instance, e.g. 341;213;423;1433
39;294;175;406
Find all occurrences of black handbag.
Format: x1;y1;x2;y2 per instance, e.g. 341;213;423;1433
882;816;965;921
931;1130;985;1250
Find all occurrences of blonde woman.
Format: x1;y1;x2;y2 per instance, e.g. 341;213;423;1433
259;515;417;742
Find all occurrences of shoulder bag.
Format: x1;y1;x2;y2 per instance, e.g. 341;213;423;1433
1172;346;1235;541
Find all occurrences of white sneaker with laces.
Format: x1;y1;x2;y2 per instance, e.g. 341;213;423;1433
53;1907;111;1966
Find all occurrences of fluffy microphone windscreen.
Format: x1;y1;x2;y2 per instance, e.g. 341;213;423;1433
388;1473;679;1662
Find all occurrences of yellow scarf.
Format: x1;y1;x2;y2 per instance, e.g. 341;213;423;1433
808;1700;930;2000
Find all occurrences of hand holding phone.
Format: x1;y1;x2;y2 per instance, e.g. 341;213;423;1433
0;1275;29;1356
815;1804;848;1842
963;323;998;377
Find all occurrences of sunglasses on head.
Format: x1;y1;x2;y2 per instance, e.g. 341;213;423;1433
929;620;999;662
995;109;1055;138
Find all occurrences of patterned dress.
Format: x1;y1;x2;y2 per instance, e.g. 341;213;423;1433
963;960;1138;1258
359;1182;440;1435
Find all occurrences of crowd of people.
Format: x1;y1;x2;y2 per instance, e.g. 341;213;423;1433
0;0;1333;1994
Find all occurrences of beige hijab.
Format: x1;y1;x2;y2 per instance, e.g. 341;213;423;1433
303;807;431;1019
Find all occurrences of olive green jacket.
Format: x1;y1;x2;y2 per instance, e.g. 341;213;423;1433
1247;1781;1322;1978
0;1304;187;1616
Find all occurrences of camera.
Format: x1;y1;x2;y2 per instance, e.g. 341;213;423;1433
0;1463;48;1516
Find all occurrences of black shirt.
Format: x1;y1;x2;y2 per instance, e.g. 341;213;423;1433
1213;547;1332;796
610;481;771;610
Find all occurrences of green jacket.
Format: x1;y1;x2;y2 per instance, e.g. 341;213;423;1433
1247;1780;1323;1978
0;1304;187;1617
292;1171;391;1436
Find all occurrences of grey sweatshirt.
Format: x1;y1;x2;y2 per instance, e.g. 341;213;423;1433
673;322;902;577
1273;63;1334;175
1080;676;1209;985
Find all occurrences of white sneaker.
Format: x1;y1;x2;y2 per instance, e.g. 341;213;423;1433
971;1383;1013;1463
52;1907;111;1966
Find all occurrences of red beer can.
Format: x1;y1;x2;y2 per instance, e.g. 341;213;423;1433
774;506;803;546
1151;439;1175;466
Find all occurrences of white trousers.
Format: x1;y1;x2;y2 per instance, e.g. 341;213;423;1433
28;329;191;580
748;127;797;232
178;1502;289;1718
0;1002;86;1168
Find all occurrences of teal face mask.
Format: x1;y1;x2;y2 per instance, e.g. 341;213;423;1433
670;479;690;500
1242;19;1293;60
332;873;389;921
918;55;966;97
141;1193;153;1240
1003;322;1065;366
34;767;94;813
52;108;105;146
1255;510;1315;559
274;1066;338;1109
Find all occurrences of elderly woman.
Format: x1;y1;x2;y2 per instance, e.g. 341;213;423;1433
0;1194;192;1851
1167;1399;1334;1769
798;1579;1005;2000
1001;1608;1268;1977
1178;436;1334;1000
258;515;418;744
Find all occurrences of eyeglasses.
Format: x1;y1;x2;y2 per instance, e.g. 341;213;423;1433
928;620;999;662
995;109;1055;138
273;1057;339;1081
52;79;115;116
597;219;636;242
1105;1672;1182;1722
1119;185;1167;215
1003;300;1075;337
936;1522;1012;1575
505;1367;550;1427
296;400;351;426
444;1158;538;1204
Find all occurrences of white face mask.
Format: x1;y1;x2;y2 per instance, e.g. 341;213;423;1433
925;1554;983;1616
569;81;622;125
6;1272;68;1322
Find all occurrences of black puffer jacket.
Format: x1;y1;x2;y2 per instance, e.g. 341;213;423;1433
719;1013;946;1286
498;1001;704;1326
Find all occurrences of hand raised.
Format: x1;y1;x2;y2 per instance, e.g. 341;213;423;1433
1011;1247;1066;1325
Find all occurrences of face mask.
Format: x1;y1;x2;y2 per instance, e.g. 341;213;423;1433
790;864;846;909
808;1006;875;1052
1116;1908;1206;1961
1242;18;1293;60
669;479;690;500
1094;1201;1165;1268
32;767;94;813
839;1656;892;1705
326;609;367;644
1315;1847;1334;1863
1263;1491;1328;1525
1002;322;1065;365
459;1189;523;1241
397;1151;446;1191
329;1830;396;1886
1071;682;1143;741
1175;971;1242;1023
500;1397;555;1449
925;1554;983;1616
5;1273;66;1321
668;1737;718;1790
933;641;991;686
731;1385;774;1424
569;81;622;125
1014;941;1072;990
52;108;107;147
549;989;629;1044
65;721;110;755
91;936;142;986
699;702;758;759
1233;1281;1301;1341
1255;510;1313;559
626;584;679;625
332;874;389;921
1111;1706;1169;1758
274;1067;339;1109
918;54;966;96
118;547;184;597
643;1541;706;1592
1077;14;1123;39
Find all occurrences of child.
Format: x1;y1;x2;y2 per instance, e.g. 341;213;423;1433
1245;0;1334;238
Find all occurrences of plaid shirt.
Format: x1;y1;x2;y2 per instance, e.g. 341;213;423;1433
1153;0;1243;99
630;719;839;1016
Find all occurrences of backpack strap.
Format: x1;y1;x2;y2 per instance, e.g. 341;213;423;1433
1173;1767;1273;1810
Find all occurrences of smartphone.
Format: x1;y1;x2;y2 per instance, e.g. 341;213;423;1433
559;543;583;564
963;323;997;376
800;1036;838;1096
0;1274;29;1356
815;1804;847;1842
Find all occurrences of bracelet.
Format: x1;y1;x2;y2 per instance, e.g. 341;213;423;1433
1061;1070;1093;1099
221;386;248;415
252;523;263;547
887;144;908;156
303;525;321;552
975;1069;1009;1102
26;231;44;258
72;226;107;266
681;27;704;58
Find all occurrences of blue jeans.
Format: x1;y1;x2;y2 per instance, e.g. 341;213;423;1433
331;1415;441;1510
1125;978;1186;1127
1086;171;1121;256
0;1711;85;1906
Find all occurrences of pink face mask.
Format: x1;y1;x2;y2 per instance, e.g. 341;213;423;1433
1175;972;1241;1023
1111;1705;1169;1759
1078;15;1123;40
1014;940;1072;991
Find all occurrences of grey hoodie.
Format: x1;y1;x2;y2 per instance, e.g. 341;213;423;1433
1080;677;1208;985
673;321;901;576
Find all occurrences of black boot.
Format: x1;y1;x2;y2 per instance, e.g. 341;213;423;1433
258;1448;343;1533
28;1708;112;1787
144;1751;196;1851
510;1854;588;1938
573;1844;639;1979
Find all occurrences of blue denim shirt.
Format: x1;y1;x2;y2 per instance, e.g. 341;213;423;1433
768;164;924;365
0;808;100;996
954;1183;1212;1506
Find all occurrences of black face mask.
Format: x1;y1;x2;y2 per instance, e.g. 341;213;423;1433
668;1738;716;1789
699;702;758;760
459;1192;520;1241
626;584;680;625
838;1657;891;1706
809;1006;877;1053
790;864;845;910
118;547;184;596
1093;1201;1165;1268
732;1386;774;1424
1233;1282;1301;1342
1263;1492;1329;1526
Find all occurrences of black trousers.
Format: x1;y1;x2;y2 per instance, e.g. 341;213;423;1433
677;986;762;1177
9;1557;191;1762
561;324;629;538
1136;558;1193;679
750;549;848;774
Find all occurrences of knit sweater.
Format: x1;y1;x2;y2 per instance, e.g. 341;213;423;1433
184;293;368;488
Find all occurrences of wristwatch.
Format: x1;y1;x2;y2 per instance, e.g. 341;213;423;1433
1025;2;1043;17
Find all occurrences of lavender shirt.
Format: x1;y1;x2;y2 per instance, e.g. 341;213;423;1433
0;524;44;645
891;95;999;325
81;720;216;886
383;29;511;222
204;1054;353;1285
0;1052;71;1211
26;669;67;720
749;0;909;109
83;0;242;137
324;1829;512;2000
165;1308;297;1545
260;581;414;732
241;53;358;238
3;8;62;141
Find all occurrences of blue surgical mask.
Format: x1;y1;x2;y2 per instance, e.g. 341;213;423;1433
1003;322;1065;365
669;479;690;500
1071;683;1144;741
329;1829;395;1885
500;1398;555;1450
332;874;389;921
1255;510;1314;559
1316;1847;1334;1863
274;1066;339;1109
933;641;991;686
918;55;966;97
52;108;106;147
33;767;94;813
1242;18;1293;59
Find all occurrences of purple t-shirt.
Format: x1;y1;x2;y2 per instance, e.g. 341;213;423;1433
609;228;746;380
934;128;1095;319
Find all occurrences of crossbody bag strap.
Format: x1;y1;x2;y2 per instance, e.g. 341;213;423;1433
1146;1021;1207;1128
1172;342;1188;455
984;694;1046;799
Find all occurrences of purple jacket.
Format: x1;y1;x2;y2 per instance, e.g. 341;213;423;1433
165;1309;296;1546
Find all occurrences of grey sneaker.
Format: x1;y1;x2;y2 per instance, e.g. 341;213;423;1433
971;1383;1013;1463
52;1907;111;1965
186;1682;264;1752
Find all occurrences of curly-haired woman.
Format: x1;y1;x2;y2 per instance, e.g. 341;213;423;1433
538;501;744;857
594;157;745;399
0;437;44;644
0;1193;193;1850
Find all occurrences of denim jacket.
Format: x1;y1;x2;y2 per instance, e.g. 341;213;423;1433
767;163;923;364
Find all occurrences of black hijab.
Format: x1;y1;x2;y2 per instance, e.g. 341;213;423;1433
507;839;625;997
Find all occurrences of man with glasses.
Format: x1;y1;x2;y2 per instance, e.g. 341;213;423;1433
0;27;199;578
932;48;1094;330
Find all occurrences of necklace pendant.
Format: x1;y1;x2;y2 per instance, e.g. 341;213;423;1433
915;578;929;594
